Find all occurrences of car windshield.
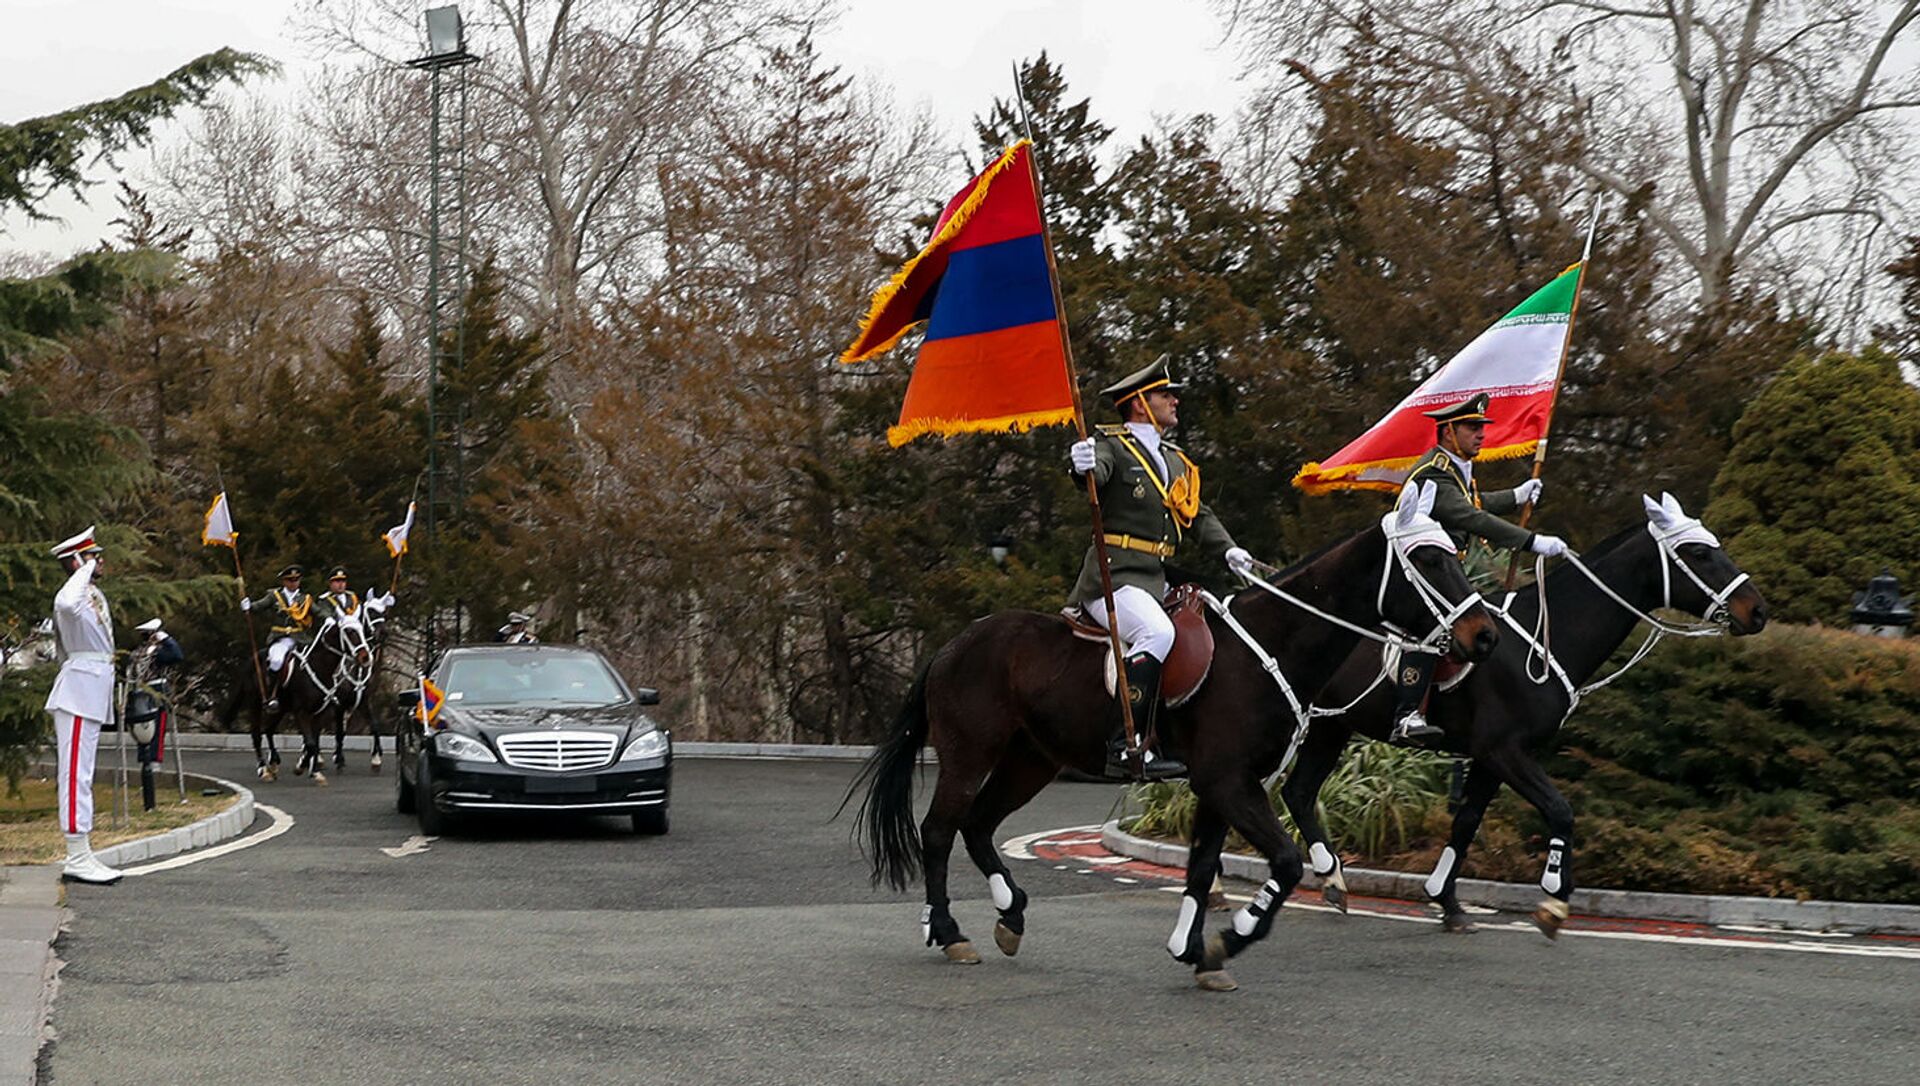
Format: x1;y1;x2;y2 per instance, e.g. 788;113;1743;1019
443;651;629;708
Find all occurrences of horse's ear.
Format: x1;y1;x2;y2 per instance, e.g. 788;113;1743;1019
1642;493;1666;525
1417;480;1438;518
1661;491;1686;520
1394;482;1420;527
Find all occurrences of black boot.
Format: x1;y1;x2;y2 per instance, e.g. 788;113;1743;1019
1106;653;1186;781
1389;650;1444;745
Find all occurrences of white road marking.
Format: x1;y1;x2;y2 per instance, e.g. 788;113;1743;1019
380;834;436;858
1113;877;1139;884
1000;824;1101;860
122;803;293;876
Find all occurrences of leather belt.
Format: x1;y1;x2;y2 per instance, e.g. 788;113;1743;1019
1104;533;1175;559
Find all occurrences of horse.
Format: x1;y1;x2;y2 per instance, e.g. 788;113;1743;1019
848;482;1502;990
324;597;392;774
1293;493;1768;937
220;611;374;786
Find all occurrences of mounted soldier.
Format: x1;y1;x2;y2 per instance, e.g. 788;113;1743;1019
1066;355;1252;781
45;526;122;884
242;564;315;712
1389;393;1567;742
315;566;360;621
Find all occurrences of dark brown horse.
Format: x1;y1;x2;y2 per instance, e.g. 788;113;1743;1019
850;484;1502;989
1295;493;1768;936
221;611;374;787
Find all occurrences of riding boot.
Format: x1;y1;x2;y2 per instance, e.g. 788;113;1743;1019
265;662;286;713
1106;653;1186;781
1389;650;1444;744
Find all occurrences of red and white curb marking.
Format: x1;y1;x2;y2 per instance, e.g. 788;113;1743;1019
1003;826;1920;961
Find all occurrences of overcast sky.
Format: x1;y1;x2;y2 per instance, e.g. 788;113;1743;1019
0;0;1252;258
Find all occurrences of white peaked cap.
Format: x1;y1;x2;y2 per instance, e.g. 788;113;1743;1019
50;525;103;559
136;618;165;634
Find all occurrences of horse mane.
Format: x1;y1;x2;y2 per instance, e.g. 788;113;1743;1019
1271;525;1371;586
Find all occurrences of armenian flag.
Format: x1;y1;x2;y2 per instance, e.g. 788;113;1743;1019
417;674;445;729
841;141;1076;447
1293;265;1583;494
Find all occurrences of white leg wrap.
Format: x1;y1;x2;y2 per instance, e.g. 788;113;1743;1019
1425;846;1458;900
919;904;932;943
1232;879;1282;937
1166;895;1201;957
1541;837;1567;896
988;873;1014;911
1309;842;1337;876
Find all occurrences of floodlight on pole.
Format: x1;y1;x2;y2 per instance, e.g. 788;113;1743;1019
425;6;464;56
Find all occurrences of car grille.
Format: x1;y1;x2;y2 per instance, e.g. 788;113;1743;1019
495;731;618;771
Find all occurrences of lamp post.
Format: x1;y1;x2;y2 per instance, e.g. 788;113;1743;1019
407;5;479;661
1850;569;1914;638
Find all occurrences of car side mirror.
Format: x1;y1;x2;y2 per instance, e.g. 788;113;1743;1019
397;690;421;709
634;687;660;706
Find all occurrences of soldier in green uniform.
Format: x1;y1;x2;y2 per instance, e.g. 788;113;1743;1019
1068;355;1253;780
1389;393;1567;742
241;564;315;712
316;567;361;621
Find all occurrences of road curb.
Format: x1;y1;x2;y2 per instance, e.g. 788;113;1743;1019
91;775;255;870
1100;820;1920;936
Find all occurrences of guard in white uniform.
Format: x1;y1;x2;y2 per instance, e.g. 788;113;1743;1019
45;526;123;885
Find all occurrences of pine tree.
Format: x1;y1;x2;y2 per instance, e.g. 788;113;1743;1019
1706;348;1920;625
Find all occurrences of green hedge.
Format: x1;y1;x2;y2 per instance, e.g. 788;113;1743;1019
1131;623;1920;904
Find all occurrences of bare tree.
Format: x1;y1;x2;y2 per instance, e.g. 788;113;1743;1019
1219;0;1920;328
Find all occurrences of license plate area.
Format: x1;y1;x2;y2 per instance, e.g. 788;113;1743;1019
523;774;596;794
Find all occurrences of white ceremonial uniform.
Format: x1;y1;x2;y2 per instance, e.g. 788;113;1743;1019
45;558;114;835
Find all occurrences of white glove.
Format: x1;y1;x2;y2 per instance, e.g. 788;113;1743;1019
1512;478;1544;505
240;597;252;612
1225;546;1254;576
1528;534;1568;558
1069;437;1097;474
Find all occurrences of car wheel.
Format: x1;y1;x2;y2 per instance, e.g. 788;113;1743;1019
631;806;669;836
395;750;416;813
416;751;454;835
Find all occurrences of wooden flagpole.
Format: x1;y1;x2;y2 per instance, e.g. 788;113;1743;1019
1012;67;1142;762
216;469;273;710
1503;197;1602;590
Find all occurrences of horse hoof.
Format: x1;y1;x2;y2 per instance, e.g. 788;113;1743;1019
1442;911;1477;935
1206;889;1231;912
1322;884;1349;914
943;941;981;964
313;772;329;787
263;765;278;782
370;757;383;774
1532;898;1569;940
1201;933;1229;972
1195;970;1238;992
256;766;270;780
993;922;1022;957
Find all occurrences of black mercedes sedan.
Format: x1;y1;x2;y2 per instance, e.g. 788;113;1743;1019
394;644;672;836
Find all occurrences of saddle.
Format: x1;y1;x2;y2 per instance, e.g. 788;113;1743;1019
1060;583;1216;707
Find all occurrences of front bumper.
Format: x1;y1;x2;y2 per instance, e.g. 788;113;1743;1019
427;754;671;813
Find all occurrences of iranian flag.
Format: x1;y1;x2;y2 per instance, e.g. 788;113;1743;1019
1293;264;1582;494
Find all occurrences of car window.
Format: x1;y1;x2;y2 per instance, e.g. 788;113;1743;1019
444;652;629;707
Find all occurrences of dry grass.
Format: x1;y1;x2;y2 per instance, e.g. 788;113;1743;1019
0;774;238;865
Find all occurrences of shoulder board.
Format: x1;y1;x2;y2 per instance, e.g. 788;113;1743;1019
1094;424;1127;437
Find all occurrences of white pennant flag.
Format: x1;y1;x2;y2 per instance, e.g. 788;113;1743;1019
384;501;416;558
202;492;237;548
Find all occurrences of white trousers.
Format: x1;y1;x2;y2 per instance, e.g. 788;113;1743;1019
1085;585;1175;662
52;712;101;835
267;637;295;673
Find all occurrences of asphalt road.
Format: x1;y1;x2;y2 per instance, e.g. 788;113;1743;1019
47;752;1919;1085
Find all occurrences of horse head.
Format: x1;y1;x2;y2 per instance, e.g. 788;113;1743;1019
1642;493;1768;635
326;611;374;666
1381;482;1500;661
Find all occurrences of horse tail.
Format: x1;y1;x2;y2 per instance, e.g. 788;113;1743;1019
841;666;932;892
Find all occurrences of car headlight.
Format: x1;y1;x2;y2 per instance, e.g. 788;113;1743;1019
434;731;497;763
619;729;669;763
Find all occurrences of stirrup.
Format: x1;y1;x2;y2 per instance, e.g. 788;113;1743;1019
1390;711;1444;744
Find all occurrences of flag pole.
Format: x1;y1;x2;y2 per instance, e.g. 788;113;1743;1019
1503;196;1602;590
217;469;274;712
1013;66;1142;761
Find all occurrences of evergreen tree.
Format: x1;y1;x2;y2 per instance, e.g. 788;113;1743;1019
1706;348;1920;625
